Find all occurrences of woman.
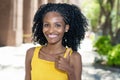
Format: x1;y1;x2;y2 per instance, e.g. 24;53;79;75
25;3;88;80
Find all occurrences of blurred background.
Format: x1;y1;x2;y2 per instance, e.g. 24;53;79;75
0;0;120;80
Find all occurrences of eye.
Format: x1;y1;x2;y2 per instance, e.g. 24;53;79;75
55;23;62;27
43;23;49;27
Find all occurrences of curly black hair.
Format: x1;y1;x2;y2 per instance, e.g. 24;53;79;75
32;3;88;51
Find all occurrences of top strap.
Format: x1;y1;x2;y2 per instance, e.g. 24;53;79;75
63;48;73;58
33;46;42;58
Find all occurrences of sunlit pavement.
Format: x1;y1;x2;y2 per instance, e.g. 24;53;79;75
80;38;120;80
0;44;34;80
0;39;120;80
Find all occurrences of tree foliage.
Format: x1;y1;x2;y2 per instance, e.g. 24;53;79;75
97;0;120;45
82;0;120;45
81;0;100;31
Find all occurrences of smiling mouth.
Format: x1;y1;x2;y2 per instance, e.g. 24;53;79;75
48;34;57;38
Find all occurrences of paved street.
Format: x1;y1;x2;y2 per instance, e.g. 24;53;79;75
0;39;120;80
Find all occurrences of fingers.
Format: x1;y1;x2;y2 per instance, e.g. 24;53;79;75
56;56;66;64
55;56;69;71
55;56;62;69
55;48;72;71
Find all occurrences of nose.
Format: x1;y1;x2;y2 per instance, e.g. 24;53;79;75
48;26;54;33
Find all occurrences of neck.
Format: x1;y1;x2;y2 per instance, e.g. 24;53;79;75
44;43;66;54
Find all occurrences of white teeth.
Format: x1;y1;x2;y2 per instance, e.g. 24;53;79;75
48;34;57;38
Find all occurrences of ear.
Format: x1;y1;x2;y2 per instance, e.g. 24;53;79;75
65;25;70;32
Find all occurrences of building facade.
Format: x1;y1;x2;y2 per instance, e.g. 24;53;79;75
0;0;80;46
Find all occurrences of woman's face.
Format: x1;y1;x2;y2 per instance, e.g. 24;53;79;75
43;12;69;45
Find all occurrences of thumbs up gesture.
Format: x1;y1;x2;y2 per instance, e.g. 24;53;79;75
55;48;73;73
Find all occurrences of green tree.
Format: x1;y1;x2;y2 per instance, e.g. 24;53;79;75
82;0;120;45
81;0;100;32
97;0;120;45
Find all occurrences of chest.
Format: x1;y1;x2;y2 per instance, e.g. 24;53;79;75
31;57;68;80
39;50;65;62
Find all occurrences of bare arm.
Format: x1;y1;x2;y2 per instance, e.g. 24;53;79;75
25;47;35;80
68;52;82;80
71;52;82;80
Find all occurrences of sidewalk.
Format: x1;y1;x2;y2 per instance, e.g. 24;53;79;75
0;44;34;80
80;38;120;80
0;39;120;80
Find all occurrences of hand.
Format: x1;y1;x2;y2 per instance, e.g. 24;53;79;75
55;56;72;73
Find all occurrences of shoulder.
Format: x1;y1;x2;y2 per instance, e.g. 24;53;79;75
70;51;82;66
26;47;35;56
71;51;81;60
25;47;36;61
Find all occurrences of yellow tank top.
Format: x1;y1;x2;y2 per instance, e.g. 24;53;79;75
31;46;73;80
